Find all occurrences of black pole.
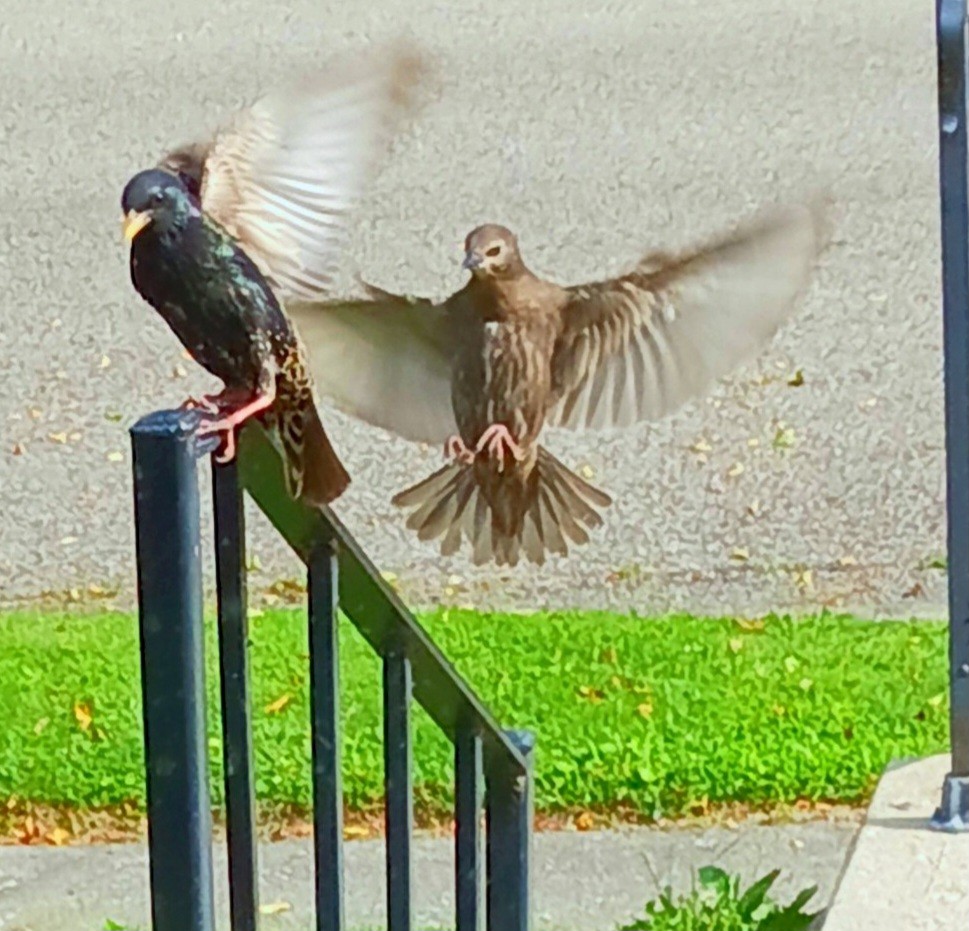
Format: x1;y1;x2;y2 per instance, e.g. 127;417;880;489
131;410;217;931
485;730;534;931
935;0;969;830
213;460;259;930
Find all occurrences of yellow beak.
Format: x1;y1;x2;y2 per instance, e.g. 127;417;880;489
122;209;152;242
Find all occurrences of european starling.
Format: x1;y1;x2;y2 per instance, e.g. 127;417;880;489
121;41;429;506
286;199;830;564
122;168;349;505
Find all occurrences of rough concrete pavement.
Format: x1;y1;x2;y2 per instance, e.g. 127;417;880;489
0;820;857;930
0;0;948;618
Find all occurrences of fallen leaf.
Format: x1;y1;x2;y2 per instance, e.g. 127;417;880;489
47;827;70;846
99;355;111;369
735;618;765;632
837;556;858;567
73;702;93;732
172;364;188;378
772;426;796;450
17;816;40;845
104;411;123;423
264;694;292;715
259;902;292;916
60;536;78;546
727;462;745;478
28;408;42;420
690;438;712;454
728;638;744;654
343;824;370;839
577;685;604;704
903;582;925;599
48;432;68;444
574;811;595;831
68;432;82;442
746;500;761;517
794;569;813;590
12;443;25;455
786;369;805;387
106;451;123;463
579;464;596;480
747;437;760;448
381;570;398;584
636;702;654;719
730;547;749;562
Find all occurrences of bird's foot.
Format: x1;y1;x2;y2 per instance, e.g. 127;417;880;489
179;393;222;414
475;424;524;471
196;390;277;464
181;388;250;415
444;434;475;465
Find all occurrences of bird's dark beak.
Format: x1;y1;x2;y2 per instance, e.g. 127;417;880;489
462;250;482;271
121;209;152;242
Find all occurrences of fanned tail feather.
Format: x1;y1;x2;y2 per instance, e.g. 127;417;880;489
391;446;611;566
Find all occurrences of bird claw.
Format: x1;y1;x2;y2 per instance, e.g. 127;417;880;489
444;435;475;465
194;389;277;465
196;417;238;462
180;394;221;414
475;424;524;472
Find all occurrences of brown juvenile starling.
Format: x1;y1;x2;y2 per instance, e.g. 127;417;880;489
286;199;830;562
120;41;428;506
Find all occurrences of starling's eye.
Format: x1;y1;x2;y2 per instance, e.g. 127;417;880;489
485;245;501;257
152;191;165;205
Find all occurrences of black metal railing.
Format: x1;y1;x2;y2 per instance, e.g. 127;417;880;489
130;409;535;930
935;0;969;830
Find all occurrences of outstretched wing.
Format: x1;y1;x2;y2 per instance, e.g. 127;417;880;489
547;199;830;431
286;284;458;445
162;41;428;301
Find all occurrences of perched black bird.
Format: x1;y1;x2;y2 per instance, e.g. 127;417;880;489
120;41;429;505
122;168;350;505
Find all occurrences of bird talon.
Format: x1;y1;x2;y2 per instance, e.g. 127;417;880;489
475;424;523;468
444;434;475;465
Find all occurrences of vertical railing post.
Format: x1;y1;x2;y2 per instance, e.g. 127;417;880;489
130;410;216;931
308;541;346;931
456;730;484;931
384;646;414;931
485;730;534;931
213;459;259;928
935;0;969;830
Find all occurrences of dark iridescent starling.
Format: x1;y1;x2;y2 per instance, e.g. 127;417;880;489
122;168;349;505
120;41;429;506
286;200;831;563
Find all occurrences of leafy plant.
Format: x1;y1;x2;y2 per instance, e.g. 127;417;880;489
618;866;821;930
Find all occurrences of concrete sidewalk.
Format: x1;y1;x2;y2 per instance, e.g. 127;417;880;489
0;822;857;931
0;820;855;931
824;755;969;931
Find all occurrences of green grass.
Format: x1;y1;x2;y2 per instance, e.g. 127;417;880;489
0;609;949;819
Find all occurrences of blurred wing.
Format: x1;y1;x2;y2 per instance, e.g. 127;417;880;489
286;286;457;445
198;41;427;301
547;199;830;431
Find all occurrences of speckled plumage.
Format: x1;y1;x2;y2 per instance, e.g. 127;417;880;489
123;168;349;506
289;202;831;565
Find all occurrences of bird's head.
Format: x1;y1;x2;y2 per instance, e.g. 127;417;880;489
461;225;522;280
120;168;198;242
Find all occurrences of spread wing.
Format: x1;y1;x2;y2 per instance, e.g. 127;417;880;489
546;199;830;431
162;41;428;302
286;282;458;445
